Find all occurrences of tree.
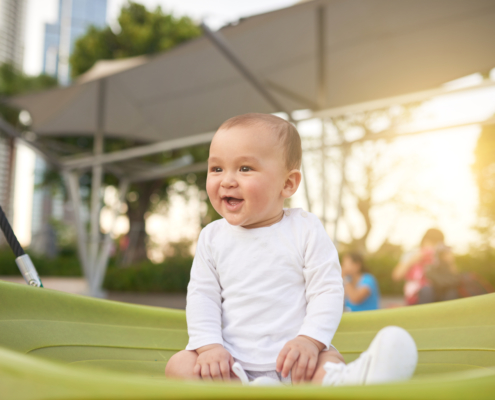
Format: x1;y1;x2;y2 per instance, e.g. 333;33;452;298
321;106;438;254
472;124;495;246
67;2;205;263
70;1;201;77
0;63;57;125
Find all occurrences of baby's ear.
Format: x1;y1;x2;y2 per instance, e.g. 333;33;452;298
283;169;302;197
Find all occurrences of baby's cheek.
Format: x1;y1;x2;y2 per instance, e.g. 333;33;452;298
206;177;217;199
206;179;221;208
245;182;271;206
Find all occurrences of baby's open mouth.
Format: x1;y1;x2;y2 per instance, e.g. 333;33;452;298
224;197;243;205
222;196;244;209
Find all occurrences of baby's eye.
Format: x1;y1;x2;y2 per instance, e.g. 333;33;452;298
240;166;252;172
210;167;222;173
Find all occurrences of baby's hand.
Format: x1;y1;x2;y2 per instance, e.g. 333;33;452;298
194;344;235;381
276;335;324;383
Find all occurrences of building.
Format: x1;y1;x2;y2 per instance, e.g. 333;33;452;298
0;0;27;70
43;0;107;85
0;0;26;246
0;136;14;226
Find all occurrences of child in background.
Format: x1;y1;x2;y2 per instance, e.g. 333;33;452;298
342;252;380;312
165;113;417;386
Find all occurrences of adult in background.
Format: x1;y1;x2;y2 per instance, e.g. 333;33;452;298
342;252;381;312
392;228;459;305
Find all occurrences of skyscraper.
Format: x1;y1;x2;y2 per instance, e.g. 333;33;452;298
0;136;15;224
0;0;27;70
43;0;107;85
0;0;26;246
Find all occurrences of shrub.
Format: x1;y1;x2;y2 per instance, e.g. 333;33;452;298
103;255;193;293
0;246;82;276
455;250;495;288
364;254;403;295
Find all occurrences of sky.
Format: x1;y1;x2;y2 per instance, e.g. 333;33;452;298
16;0;495;255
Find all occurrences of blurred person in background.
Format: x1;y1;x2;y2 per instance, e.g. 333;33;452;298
342;252;380;312
392;228;459;305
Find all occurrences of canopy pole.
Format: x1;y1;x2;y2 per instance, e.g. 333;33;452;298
93;178;129;294
316;6;328;229
88;79;106;296
333;144;348;249
300;150;312;213
320;119;327;228
201;22;313;211
61;131;215;170
63;170;90;281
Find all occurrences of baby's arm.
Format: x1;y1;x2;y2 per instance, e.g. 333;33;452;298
186;229;233;381
277;214;344;382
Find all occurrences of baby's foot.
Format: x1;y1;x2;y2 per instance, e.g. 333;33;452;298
322;326;417;386
231;362;282;386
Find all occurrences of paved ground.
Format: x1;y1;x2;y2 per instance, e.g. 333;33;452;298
1;276;404;310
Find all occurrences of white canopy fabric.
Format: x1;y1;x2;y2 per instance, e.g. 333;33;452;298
8;0;495;142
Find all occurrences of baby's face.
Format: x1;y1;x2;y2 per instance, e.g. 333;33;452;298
207;124;293;228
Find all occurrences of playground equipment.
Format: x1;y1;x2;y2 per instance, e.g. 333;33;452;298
1;204;495;399
1;281;494;399
0;206;42;287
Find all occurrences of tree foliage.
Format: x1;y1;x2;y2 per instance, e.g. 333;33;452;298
70;1;201;78
472;124;495;244
0;63;57;125
65;2;209;263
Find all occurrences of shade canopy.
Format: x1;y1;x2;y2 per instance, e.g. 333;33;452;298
8;0;495;142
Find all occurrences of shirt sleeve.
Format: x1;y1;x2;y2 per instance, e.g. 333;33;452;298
358;274;374;291
297;215;344;349
185;228;224;350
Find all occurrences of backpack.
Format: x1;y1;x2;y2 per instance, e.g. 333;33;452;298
424;246;460;291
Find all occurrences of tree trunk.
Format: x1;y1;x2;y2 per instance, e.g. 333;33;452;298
123;181;157;265
354;196;372;254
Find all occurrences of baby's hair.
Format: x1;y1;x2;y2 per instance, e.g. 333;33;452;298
218;113;302;170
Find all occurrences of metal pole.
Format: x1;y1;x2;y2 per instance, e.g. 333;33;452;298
93;178;129;295
63;170;90;281
333;144;348;248
300;153;312;213
0;205;42;287
316;5;327;109
61;131;215;170
88;79;106;294
201;22;288;114
316;6;328;228
320;119;327;228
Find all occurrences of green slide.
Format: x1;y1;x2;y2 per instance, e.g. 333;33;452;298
1;279;494;399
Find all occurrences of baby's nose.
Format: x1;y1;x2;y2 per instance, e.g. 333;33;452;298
221;173;238;188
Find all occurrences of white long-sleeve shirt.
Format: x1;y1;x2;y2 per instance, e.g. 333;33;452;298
185;208;344;371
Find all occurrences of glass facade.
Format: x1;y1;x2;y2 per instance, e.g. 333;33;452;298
42;0;107;84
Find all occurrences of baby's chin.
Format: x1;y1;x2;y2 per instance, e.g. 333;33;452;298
222;214;249;227
220;212;258;228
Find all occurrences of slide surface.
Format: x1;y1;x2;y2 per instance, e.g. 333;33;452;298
1;280;494;399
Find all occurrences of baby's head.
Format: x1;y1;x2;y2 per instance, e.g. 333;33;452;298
207;113;302;229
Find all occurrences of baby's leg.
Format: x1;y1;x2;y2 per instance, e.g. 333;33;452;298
311;348;345;384
165;350;200;380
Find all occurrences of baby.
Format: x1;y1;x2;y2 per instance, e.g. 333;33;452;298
165;113;417;386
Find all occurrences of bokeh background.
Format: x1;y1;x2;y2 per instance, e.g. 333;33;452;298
1;0;494;306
